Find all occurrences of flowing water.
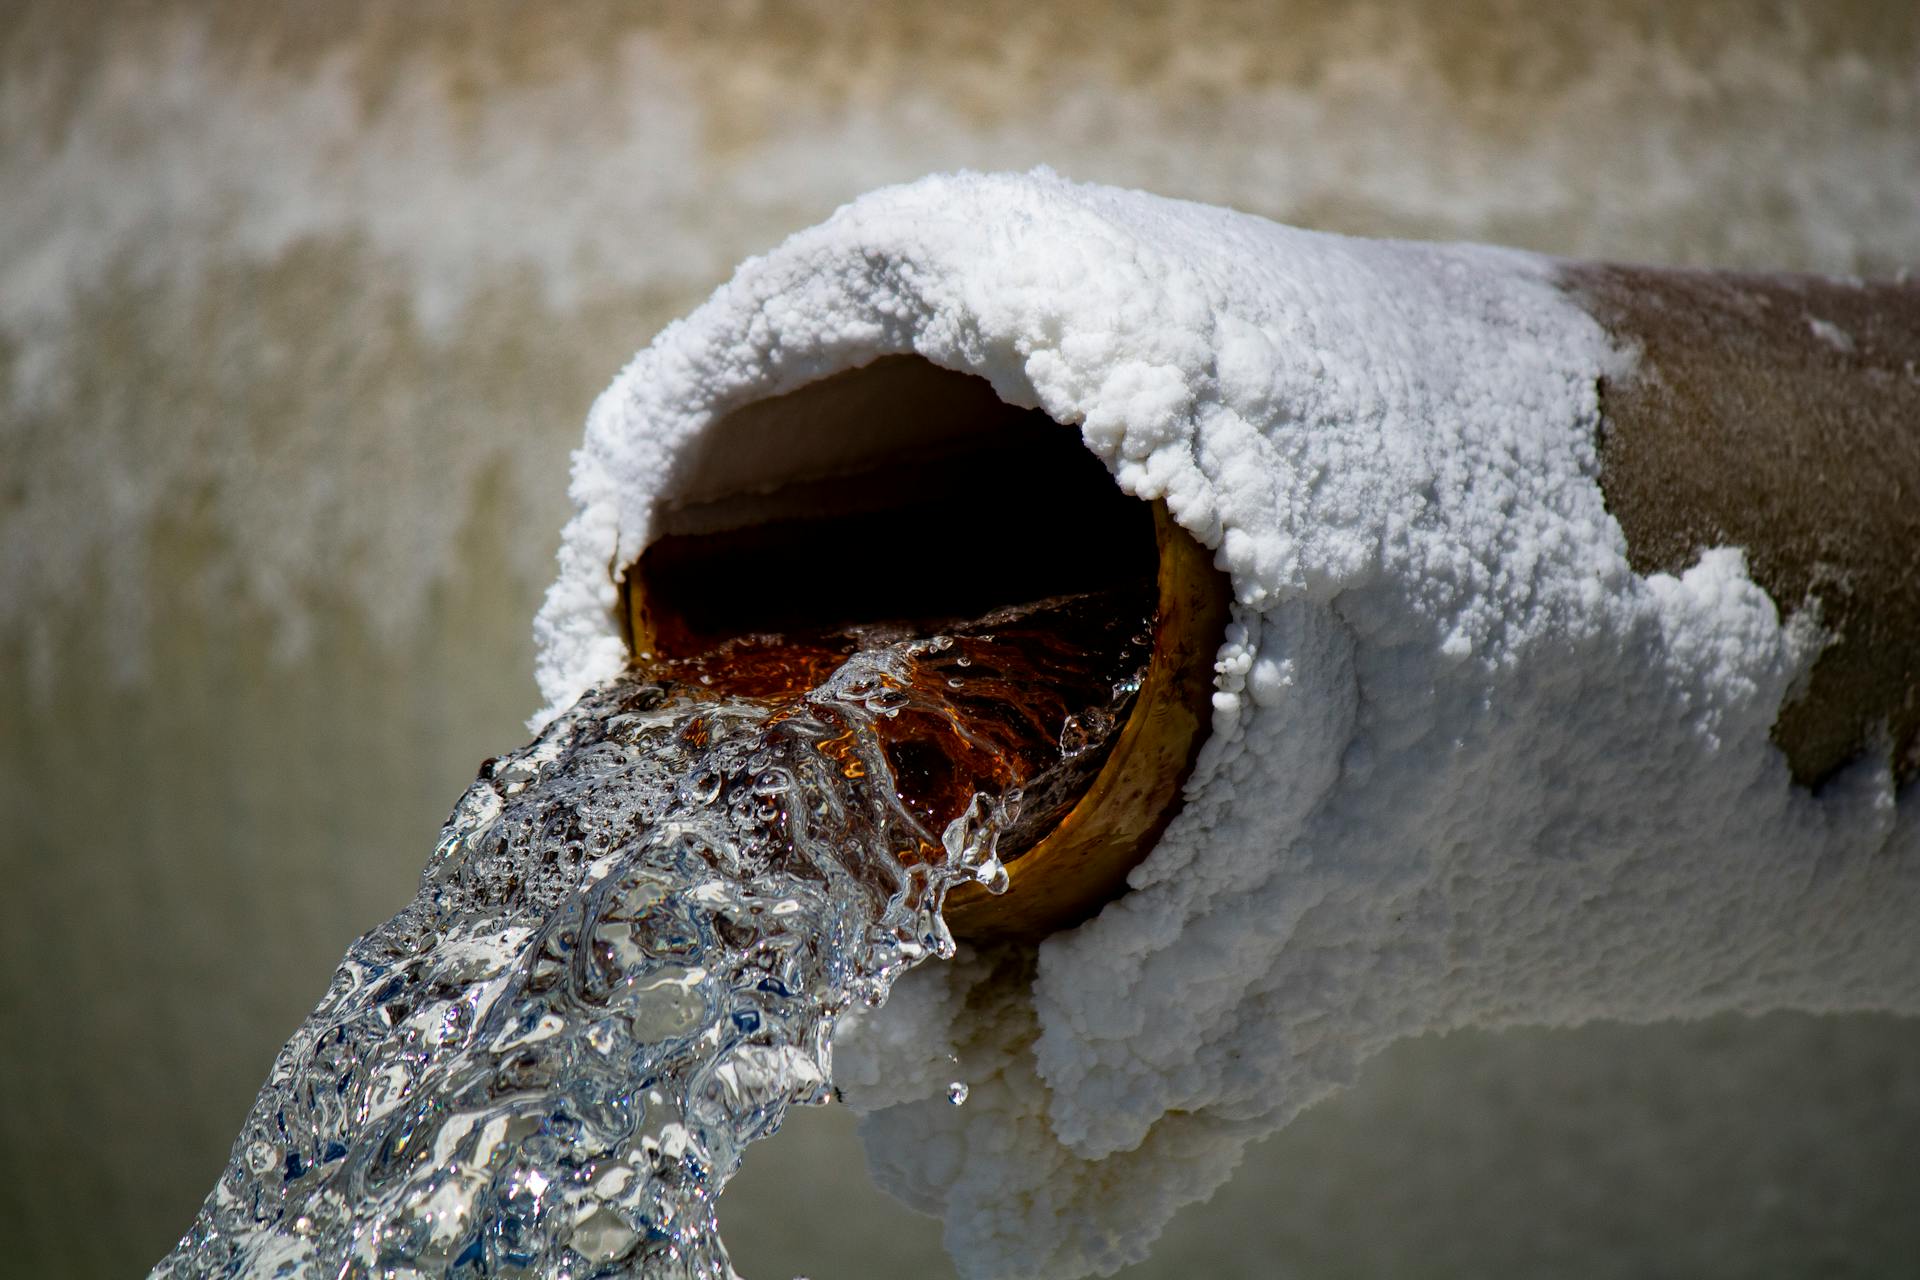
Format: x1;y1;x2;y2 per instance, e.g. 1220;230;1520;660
154;587;1153;1278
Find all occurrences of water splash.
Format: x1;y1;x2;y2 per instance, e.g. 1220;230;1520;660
154;591;1150;1277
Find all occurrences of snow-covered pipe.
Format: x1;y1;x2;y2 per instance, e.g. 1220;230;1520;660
535;172;1919;1279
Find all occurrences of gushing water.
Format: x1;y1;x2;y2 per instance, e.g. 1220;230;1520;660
154;590;1150;1278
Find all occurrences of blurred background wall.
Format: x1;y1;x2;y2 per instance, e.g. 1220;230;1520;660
3;3;1917;1276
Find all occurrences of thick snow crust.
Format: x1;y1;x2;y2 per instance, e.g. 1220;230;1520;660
534;171;1919;1279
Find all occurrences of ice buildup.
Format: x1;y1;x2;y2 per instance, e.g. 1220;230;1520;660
535;171;1919;1279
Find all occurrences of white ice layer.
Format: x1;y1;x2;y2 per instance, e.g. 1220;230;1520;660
535;171;1919;1279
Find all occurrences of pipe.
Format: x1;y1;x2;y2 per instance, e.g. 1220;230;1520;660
611;265;1916;940
1564;264;1920;788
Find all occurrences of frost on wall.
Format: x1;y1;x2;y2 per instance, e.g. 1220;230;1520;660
538;171;1917;1279
10;2;1920;701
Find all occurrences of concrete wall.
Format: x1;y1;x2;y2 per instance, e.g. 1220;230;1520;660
3;3;1916;1275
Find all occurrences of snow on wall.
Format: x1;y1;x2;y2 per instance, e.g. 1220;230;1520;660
535;171;1919;1279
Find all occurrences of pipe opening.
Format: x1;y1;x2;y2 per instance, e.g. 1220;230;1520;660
617;355;1231;941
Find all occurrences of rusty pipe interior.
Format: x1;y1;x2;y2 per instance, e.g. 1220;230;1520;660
618;356;1232;942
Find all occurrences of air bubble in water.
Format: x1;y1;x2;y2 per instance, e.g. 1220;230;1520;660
976;858;1011;896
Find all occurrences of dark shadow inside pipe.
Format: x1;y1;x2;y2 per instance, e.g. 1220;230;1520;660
623;355;1157;655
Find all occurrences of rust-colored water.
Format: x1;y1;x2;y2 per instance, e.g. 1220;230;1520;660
639;583;1157;875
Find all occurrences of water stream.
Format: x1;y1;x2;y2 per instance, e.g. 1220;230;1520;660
155;587;1152;1278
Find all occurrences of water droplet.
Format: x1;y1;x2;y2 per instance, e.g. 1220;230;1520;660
947;1082;969;1106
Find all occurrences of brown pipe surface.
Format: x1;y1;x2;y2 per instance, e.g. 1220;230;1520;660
1564;265;1920;788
